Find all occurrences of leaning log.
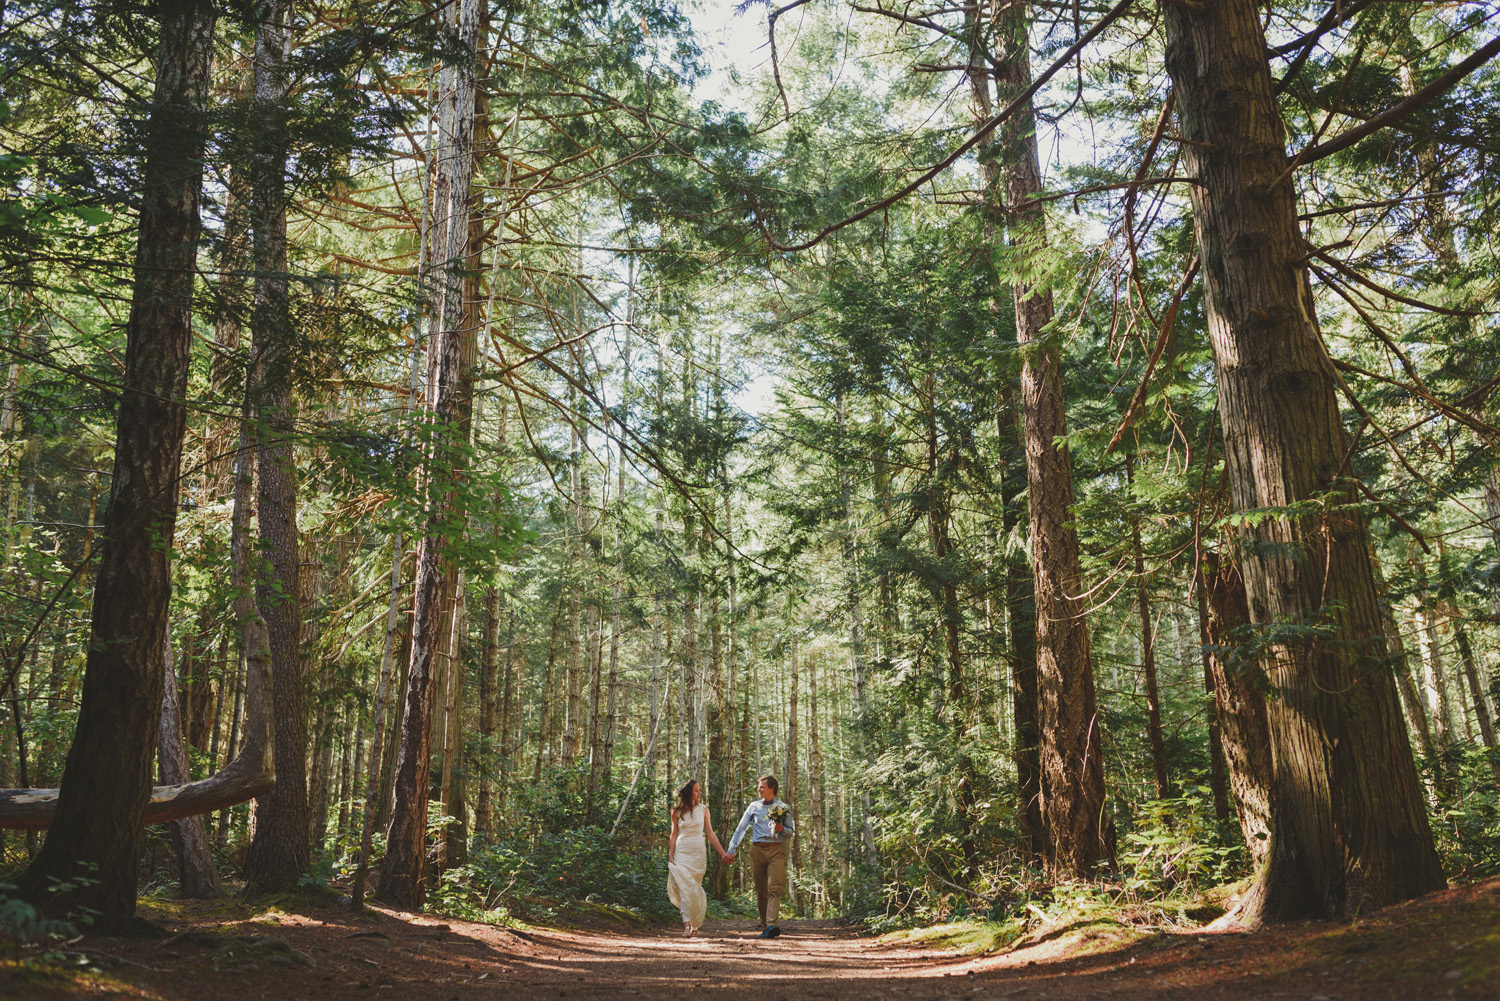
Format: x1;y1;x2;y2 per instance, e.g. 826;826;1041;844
0;612;274;831
0;757;275;831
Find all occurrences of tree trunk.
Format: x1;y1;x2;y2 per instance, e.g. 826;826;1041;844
349;539;408;909
160;630;221;898
3;384;274;843
378;0;480;909
1369;548;1440;801
1161;0;1444;922
476;584;500;839
244;0;310;894
1130;456;1170;799
1200;554;1272;869
835;393;878;869
1453;623;1500;785
1195;576;1231;827
497;609;517;816
1409;555;1456;751
439;571;468;869
16;0;215;930
992;2;1109;876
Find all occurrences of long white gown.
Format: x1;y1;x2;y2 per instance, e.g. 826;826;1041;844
667;804;708;932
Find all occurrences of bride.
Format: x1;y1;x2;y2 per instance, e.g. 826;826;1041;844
667;779;730;937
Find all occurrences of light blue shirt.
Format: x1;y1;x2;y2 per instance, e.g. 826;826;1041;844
728;798;794;852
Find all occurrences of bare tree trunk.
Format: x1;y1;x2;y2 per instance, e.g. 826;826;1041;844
682;516;702;782
378;0;480;909
1129;456;1169;799
563;420;584;768
497;609;517;816
349;539;408;909
16;0;215;929
989;1;1108;876
476;584;500;839
160;630;220;898
532;597;564;783
1369;549;1440;801
1195;577;1231;826
243;0;310;895
439;571;467;869
1409;554;1456;753
835;391;878;871
1162;0;1443;922
1453;623;1500;785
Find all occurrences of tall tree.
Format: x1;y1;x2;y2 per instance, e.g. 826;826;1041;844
1161;0;1445;922
378;0;481;909
989;0;1109;876
244;0;310;893
17;0;216;930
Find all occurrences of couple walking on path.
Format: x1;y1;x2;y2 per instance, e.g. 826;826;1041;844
667;774;795;939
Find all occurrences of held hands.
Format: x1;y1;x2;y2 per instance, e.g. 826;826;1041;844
722;851;736;864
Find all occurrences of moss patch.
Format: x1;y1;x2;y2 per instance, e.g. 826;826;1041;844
882;918;1027;954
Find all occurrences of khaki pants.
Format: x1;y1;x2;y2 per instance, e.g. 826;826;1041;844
750;841;787;926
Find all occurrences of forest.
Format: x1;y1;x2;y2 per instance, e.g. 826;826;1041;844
1;0;1499;964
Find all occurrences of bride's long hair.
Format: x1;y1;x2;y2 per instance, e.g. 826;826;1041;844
672;779;699;820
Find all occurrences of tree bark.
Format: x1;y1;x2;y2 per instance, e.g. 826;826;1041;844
1453;623;1500;785
1129;456;1170;800
15;0;215;930
476;584;500;839
378;0;480;908
835;393;878;869
1161;0;1444;922
244;0;310;894
159;630;221;898
992;2;1108;876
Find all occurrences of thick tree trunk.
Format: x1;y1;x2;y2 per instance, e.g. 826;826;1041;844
1162;0;1443;922
993;3;1108;876
378;0;479;908
16;0;215;929
244;0;310;894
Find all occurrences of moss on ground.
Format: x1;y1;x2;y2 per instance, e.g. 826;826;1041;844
881;918;1027;954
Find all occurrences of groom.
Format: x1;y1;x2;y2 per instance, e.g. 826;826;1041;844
726;775;794;938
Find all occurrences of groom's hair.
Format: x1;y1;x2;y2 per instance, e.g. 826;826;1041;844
760;775;779;794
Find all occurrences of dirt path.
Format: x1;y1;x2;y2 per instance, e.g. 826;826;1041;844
5;879;1498;1000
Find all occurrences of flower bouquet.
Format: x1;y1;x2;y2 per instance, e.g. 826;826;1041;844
768;803;789;829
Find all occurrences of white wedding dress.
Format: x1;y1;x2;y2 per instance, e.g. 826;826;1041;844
667;804;708;933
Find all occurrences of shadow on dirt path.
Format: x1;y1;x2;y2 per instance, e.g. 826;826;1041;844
3;877;1497;1000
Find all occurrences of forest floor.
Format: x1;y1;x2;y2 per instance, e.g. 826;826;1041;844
3;876;1497;1000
